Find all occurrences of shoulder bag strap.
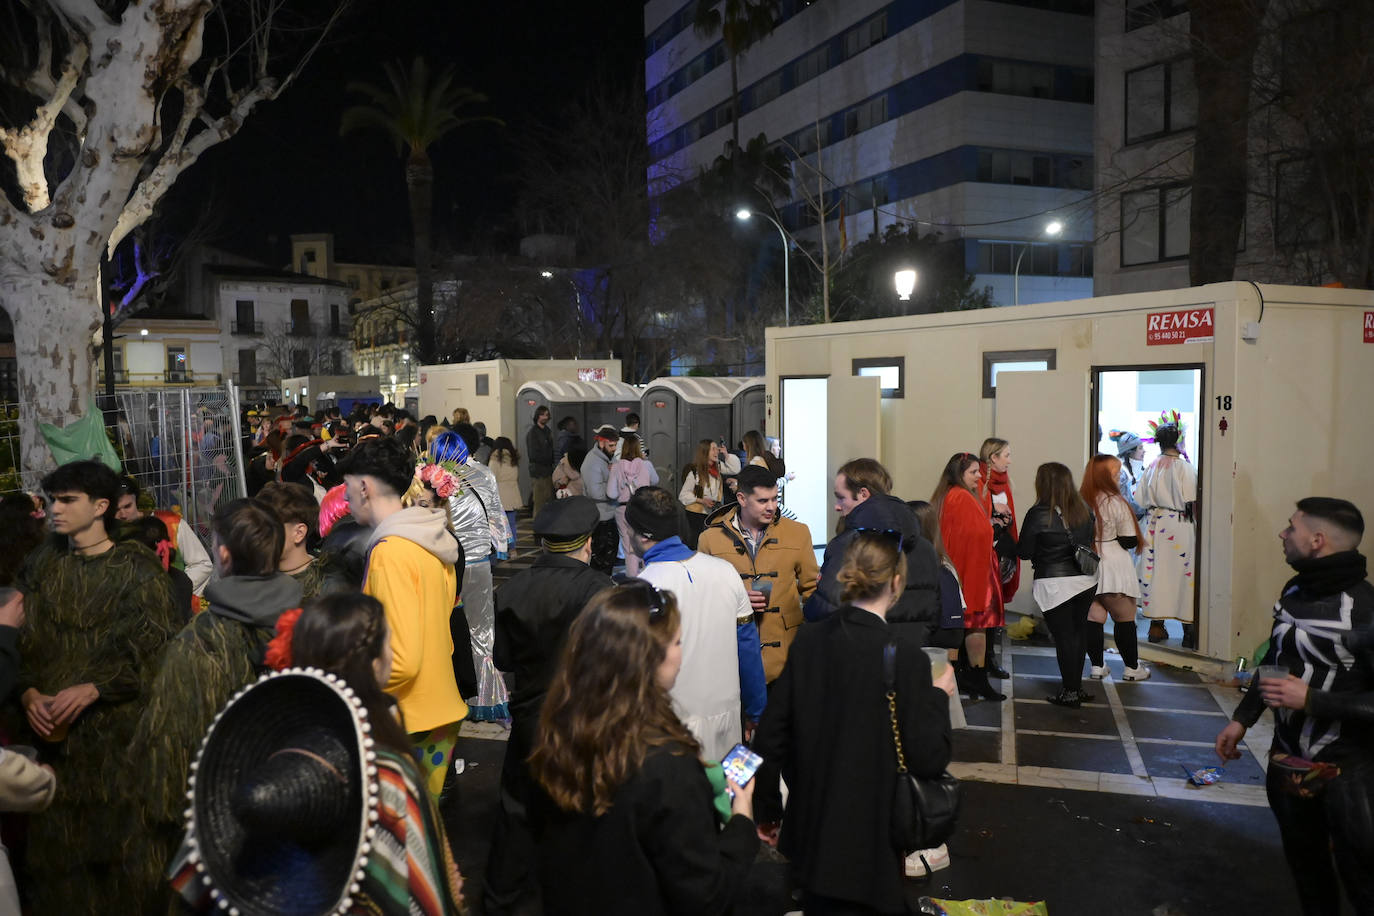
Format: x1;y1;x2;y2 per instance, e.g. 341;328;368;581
1055;507;1081;549
883;640;909;775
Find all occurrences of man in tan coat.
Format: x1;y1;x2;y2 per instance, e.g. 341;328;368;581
698;465;818;836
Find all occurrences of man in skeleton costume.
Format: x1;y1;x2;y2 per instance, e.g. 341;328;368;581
1216;497;1374;916
432;426;512;722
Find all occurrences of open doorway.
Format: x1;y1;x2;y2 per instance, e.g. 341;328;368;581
1091;365;1204;652
779;376;829;550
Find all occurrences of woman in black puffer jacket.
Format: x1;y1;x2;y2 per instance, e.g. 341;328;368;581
1018;463;1098;707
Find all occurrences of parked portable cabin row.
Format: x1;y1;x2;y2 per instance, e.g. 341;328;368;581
765;281;1374;665
280;375;381;414
513;379;643;502
417;359;621;441
640;377;765;491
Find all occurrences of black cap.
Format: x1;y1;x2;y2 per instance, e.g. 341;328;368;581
533;496;600;552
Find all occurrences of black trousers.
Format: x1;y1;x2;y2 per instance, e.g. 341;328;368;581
482;787;538;914
589;518;619;574
753;679;784;824
1267;760;1374;915
1041;584;1098;691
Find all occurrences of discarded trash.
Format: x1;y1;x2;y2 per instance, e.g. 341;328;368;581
1183;765;1222;786
920;898;1049;916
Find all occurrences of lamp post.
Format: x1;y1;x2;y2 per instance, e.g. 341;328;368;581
1013;220;1064;306
735;208;790;327
894;268;917;302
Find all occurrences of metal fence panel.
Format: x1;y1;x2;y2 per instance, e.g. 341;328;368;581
1;386;247;542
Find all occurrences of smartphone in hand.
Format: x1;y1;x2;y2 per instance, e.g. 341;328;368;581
721;743;764;796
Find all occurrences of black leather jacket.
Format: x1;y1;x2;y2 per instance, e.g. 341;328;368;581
1017;504;1096;580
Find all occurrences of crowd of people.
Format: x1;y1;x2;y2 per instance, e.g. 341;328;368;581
0;393;1366;915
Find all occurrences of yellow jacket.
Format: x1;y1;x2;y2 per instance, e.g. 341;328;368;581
364;508;468;732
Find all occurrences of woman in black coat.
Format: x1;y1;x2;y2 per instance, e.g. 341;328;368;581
1017;462;1099;707
529;580;758;915
755;531;955;915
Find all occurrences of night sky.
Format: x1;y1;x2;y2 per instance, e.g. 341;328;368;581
164;0;643;265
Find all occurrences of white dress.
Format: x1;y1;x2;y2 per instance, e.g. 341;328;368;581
1135;455;1198;622
1093;494;1142;598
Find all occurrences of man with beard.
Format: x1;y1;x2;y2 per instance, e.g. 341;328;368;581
1216;497;1374;916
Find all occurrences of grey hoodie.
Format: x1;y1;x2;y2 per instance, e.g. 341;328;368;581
204;573;304;627
366;506;463;567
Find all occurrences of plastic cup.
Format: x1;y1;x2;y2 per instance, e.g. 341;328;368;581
1256;664;1289;682
923;647;949;679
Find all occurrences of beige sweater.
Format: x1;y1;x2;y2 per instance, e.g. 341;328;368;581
0;748;56;811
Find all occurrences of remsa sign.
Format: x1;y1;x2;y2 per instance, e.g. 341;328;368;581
1365;311;1374;343
1146;308;1215;346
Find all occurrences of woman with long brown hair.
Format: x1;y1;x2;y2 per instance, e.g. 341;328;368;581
1082;455;1150;681
529;581;758;913
1018;463;1099;706
932;452;1004;701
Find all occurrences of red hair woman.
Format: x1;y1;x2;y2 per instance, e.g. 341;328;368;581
1081;455;1150;681
933;452;1004;701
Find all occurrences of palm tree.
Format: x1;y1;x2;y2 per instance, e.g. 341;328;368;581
693;0;780;153
341;58;499;364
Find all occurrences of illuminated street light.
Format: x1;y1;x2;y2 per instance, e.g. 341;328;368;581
894;269;917;301
540;270;553;278
1013;220;1065;307
735;208;790;326
139;328;149;336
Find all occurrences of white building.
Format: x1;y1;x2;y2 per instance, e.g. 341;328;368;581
644;0;1097;306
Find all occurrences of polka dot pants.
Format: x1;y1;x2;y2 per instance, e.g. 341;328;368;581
409;720;463;801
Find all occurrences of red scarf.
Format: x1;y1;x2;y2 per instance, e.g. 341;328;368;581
981;464;1021;601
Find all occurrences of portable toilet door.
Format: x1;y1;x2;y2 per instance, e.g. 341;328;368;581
642;387;682;490
513;388;569;510
729;378;766;450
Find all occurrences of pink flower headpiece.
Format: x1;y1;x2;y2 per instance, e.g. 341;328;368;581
417;459;463;500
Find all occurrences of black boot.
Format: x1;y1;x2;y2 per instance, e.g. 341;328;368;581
1181;623;1197;649
968;665;1006;702
954;659;974;695
986;627;1010;679
1046;687;1081;708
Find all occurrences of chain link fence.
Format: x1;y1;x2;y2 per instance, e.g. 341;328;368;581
0;386;248;541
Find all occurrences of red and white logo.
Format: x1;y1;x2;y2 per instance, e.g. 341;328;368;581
1364;311;1374;343
578;367;607;381
1146;308;1215;346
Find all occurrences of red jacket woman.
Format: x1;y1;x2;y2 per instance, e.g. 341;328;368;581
934;452;1004;701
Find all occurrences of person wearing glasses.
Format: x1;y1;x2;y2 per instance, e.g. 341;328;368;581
529;581;759;914
754;531;955;915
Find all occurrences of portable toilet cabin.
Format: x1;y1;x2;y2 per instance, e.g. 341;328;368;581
418;359;622;441
514;379;642;504
730;377;767;449
764;281;1374;666
641;377;761;492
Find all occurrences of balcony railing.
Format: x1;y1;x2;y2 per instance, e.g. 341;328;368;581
328;322;350;338
290;320;316;337
231;320;263;335
98;369;129;385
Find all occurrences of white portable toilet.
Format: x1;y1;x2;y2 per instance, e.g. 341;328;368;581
640;377;762;492
514;379;642;503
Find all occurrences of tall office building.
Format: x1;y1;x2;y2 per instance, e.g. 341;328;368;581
644;0;1097;308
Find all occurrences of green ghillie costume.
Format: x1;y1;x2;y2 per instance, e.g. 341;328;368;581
16;536;179;916
289;550;352;601
126;572;303;913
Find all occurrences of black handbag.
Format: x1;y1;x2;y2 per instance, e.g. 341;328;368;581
882;642;961;854
1056;508;1099;577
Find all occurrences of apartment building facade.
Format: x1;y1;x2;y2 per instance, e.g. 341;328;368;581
644;0;1097;307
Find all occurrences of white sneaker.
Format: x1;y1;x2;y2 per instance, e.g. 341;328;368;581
904;843;950;877
1122;664;1151;681
1090;664;1108;679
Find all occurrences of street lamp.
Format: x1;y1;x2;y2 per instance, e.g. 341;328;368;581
735;208;791;327
894;269;917;301
1013;220;1064;306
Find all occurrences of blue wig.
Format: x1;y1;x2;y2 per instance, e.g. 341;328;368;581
428;430;469;465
